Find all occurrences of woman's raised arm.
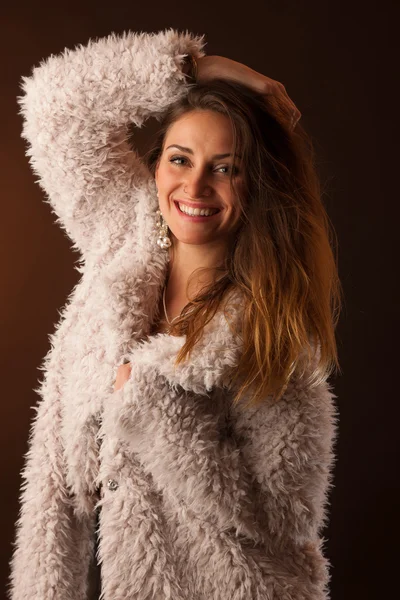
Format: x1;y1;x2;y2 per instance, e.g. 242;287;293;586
18;29;206;258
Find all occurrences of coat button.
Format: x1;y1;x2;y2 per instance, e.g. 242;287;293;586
107;479;119;491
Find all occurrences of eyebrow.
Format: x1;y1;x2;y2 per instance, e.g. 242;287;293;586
166;144;242;160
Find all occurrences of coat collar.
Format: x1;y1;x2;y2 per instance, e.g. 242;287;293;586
98;184;246;396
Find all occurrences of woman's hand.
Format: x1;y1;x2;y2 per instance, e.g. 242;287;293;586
197;55;301;130
114;362;131;391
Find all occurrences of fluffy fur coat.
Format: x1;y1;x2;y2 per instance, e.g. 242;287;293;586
7;29;339;600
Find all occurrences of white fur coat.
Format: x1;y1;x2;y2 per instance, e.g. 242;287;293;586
7;29;339;600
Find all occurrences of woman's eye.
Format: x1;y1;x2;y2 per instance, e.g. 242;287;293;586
217;165;237;174
212;164;241;175
169;156;187;166
169;156;238;176
217;165;240;175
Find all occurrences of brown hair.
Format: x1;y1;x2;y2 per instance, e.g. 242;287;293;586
143;78;343;408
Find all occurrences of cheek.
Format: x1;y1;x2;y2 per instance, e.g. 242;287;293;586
226;184;243;212
157;163;179;189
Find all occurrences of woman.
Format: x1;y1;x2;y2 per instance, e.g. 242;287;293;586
8;29;341;600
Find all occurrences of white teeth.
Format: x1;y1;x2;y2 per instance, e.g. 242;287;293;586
178;203;219;216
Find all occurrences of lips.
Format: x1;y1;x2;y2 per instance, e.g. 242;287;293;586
173;200;221;220
174;199;221;211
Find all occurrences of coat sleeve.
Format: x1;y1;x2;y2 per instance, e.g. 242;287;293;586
17;29;206;258
106;360;339;599
230;374;339;548
7;350;93;600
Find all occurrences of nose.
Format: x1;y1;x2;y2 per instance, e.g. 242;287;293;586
183;171;212;198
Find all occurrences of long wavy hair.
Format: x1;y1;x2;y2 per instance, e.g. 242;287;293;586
143;78;343;408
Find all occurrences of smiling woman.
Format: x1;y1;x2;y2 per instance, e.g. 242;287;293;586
9;28;341;600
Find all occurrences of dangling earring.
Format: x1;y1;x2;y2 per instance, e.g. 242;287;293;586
155;189;171;250
156;210;171;249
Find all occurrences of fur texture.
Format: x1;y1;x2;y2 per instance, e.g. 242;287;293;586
7;29;339;600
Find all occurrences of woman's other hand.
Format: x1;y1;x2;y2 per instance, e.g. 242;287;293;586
114;362;131;392
197;55;301;130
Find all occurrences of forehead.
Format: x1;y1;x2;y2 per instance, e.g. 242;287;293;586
164;110;234;148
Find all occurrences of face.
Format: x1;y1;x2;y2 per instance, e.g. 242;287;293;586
154;110;244;250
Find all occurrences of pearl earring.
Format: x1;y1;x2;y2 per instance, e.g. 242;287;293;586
155;187;171;250
156;209;171;249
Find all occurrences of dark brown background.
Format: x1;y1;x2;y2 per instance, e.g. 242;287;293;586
2;2;397;599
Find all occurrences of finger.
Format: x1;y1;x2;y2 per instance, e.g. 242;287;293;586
268;80;300;121
263;93;301;131
290;109;302;130
263;83;292;115
114;363;131;390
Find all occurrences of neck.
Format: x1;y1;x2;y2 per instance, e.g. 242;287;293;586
163;238;228;321
168;238;228;293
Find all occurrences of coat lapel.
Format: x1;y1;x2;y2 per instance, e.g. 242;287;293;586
98;178;246;395
99;242;246;395
99;183;171;361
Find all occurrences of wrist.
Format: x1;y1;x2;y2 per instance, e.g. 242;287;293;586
194;55;218;84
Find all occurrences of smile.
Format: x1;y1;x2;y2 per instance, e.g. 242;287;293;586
173;201;221;220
